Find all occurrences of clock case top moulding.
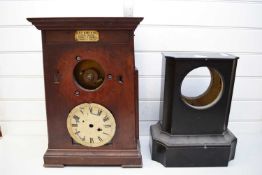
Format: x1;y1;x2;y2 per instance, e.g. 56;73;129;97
27;17;143;168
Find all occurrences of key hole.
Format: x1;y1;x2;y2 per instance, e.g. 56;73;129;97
53;70;60;84
118;75;123;84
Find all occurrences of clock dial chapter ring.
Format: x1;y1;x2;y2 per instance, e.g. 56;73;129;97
67;103;116;147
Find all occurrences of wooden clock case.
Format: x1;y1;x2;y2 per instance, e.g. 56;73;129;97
150;52;238;167
27;17;143;167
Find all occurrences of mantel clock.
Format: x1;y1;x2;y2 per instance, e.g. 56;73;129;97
27;17;143;167
150;52;238;167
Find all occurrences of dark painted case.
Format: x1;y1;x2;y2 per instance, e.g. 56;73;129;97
151;52;238;167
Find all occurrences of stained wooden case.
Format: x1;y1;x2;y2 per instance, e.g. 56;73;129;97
27;17;143;167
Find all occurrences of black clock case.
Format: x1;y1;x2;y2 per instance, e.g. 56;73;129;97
150;52;238;167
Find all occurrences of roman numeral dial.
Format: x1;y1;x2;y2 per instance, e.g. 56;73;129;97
67;103;116;147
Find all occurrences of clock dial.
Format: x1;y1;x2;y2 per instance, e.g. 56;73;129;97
67;103;116;147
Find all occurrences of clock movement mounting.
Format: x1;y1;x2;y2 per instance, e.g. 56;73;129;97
27;17;143;167
73;59;105;90
150;52;238;167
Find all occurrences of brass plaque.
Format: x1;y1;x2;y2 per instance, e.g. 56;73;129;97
75;30;99;42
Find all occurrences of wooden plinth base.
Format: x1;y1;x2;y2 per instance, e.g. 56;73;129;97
44;143;142;168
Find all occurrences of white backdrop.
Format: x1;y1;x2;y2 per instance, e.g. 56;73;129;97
1;0;262;136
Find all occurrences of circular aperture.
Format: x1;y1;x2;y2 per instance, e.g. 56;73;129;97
180;67;224;110
73;60;105;90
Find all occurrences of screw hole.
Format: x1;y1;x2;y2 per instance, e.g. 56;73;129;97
89;124;94;128
74;90;80;96
76;56;81;61
108;74;112;80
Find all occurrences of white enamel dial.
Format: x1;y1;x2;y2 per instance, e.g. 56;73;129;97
67;103;116;147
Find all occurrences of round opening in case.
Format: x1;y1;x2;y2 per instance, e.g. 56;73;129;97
180;67;224;110
73;60;105;90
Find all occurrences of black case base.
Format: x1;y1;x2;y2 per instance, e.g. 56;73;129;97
150;122;237;167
